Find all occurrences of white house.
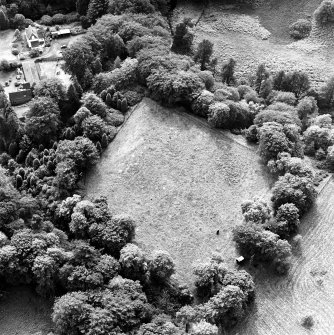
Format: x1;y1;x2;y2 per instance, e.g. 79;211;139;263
25;25;44;49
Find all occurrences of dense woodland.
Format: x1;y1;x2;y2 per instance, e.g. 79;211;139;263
1;0;334;333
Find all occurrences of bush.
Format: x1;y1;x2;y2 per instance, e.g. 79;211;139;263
92;58;138;93
29;49;40;58
258;122;303;162
109;0;155;15
40;15;52;25
149;250;175;282
214;87;240;102
191;90;214;117
52;13;66;25
289;19;312;39
314;0;334;24
147;69;204;106
268;91;296;106
81;93;107;118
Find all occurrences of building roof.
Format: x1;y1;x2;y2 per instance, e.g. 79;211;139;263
51;29;71;37
21;82;31;89
9;89;33;105
25;25;39;41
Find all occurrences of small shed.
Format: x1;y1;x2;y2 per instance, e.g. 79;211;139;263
236;256;245;265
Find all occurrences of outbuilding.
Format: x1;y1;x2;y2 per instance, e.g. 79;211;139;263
236;256;245;264
51;29;71;39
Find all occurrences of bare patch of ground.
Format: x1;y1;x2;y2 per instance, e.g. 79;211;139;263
0;286;53;335
85;98;273;283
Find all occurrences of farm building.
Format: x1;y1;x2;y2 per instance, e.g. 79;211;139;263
25;25;44;49
9;89;33;106
51;29;71;38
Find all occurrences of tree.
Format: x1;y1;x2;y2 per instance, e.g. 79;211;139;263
271;173;316;215
314;0;334;24
81;93;107;118
53;291;92;335
258;122;301;162
255;63;269;93
241;199;271;225
87;0;109;24
56;137;100;172
89;214;136;255
109;0;155;15
201;285;247;328
233;223;292;272
289;19;312;39
67;84;80;105
148;250;175;283
318;76;334;109
0;10;9;30
0;167;20;231
82;115;107;142
12;13;25;29
272;203;300;237
192;321;218;335
25;97;61;145
194;39;214;71
76;0;91;15
147;69;204;106
191;90;214;117
119;243;148;281
267;152;313;178
221;58;236;85
63;41;95;84
32;255;58;296
296;96;318;130
171;21;193;54
282;71;310;98
193;256;227;297
34;78;66;104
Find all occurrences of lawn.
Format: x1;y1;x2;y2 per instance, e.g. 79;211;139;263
85;98;273;283
0;286;53;335
38;60;71;87
0;30;17;62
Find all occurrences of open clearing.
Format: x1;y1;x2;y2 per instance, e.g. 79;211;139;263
85;98;273;282
0;286;53;335
173;0;334;89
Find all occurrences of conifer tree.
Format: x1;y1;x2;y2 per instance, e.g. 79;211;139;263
194;39;214;71
87;0;108;24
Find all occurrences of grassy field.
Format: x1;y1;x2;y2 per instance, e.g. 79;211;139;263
85;98;273;283
85;99;334;334
0;286;53;335
173;0;334;89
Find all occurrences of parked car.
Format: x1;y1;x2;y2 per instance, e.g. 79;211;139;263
60;45;67;49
